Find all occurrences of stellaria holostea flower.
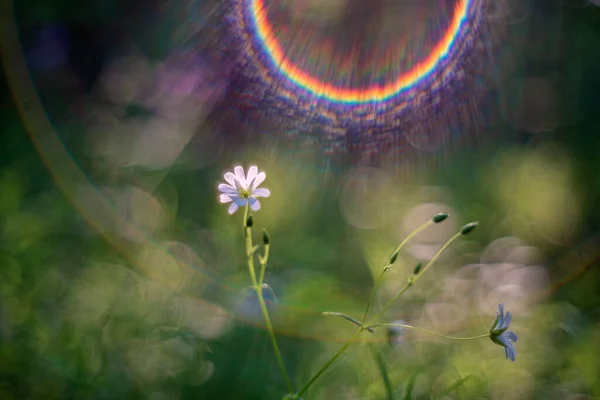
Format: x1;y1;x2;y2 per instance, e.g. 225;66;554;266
218;166;270;214
490;303;518;362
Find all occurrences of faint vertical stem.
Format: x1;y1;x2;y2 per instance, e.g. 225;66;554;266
362;220;434;324
242;205;293;393
368;342;393;400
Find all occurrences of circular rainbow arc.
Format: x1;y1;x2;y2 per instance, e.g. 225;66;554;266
249;0;472;104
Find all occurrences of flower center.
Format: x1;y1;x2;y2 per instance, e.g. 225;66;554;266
239;187;252;198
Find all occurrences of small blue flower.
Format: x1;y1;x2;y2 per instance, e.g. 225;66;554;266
387;319;408;347
489;304;518;362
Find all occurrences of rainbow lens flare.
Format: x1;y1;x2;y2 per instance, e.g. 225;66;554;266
249;0;472;104
219;0;491;155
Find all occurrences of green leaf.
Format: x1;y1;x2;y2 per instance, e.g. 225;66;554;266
402;372;418;400
434;373;474;399
322;312;374;332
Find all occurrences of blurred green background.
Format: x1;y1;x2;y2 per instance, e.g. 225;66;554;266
2;0;600;399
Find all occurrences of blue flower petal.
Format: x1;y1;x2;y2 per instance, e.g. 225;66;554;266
500;311;512;330
496;334;508;347
496;304;505;328
504;345;516;362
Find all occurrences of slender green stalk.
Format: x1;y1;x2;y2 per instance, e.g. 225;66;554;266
367;231;464;326
367;281;412;327
298;219;440;397
368;342;394;400
412;231;462;285
297;328;364;398
366;323;490;341
258;243;270;285
255;287;293;392
242;205;293;393
243;204;249;230
362;268;387;323
361;220;434;324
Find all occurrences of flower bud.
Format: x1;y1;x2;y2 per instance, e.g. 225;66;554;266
389;251;399;265
413;262;423;275
432;213;449;223
246;215;254;228
262;229;270;245
460;221;478;235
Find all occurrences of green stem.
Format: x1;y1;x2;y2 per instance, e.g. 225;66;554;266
362;268;387;323
243;205;293;393
366;323;490;341
412;232;462;286
368;342;394;400
255;284;293;393
297;328;364;397
366;281;411;327
243;203;249;230
362;220;434;324
258;244;270;285
367;231;463;326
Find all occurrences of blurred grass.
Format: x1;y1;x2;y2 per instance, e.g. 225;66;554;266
3;36;600;400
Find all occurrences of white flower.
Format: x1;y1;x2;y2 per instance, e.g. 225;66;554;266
218;166;271;214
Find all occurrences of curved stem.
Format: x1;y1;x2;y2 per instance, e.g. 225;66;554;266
243;206;293;393
255;284;293;392
367;231;464;326
366;323;490;341
258;244;270;285
367;281;412;327
412;231;462;286
362;220;434;323
362;268;387;323
297;328;364;397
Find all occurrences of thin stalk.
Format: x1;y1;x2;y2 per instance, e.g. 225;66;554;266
367;231;463;326
368;342;394;400
297;328;364;397
366;323;490;341
258;244;270;285
361;220;434;324
242;205;293;393
367;281;411;327
412;231;462;285
362;268;387;323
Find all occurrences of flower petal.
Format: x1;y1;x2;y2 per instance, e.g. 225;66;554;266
496;304;505;328
252;172;266;190
500;311;512;330
224;172;237;187
228;202;239;214
250;198;261;211
218;183;238;194
246;166;258;187
505;331;518;343
252;188;270;198
504;341;516;361
496;334;508;348
234;166;247;188
220;194;233;203
234;197;249;207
